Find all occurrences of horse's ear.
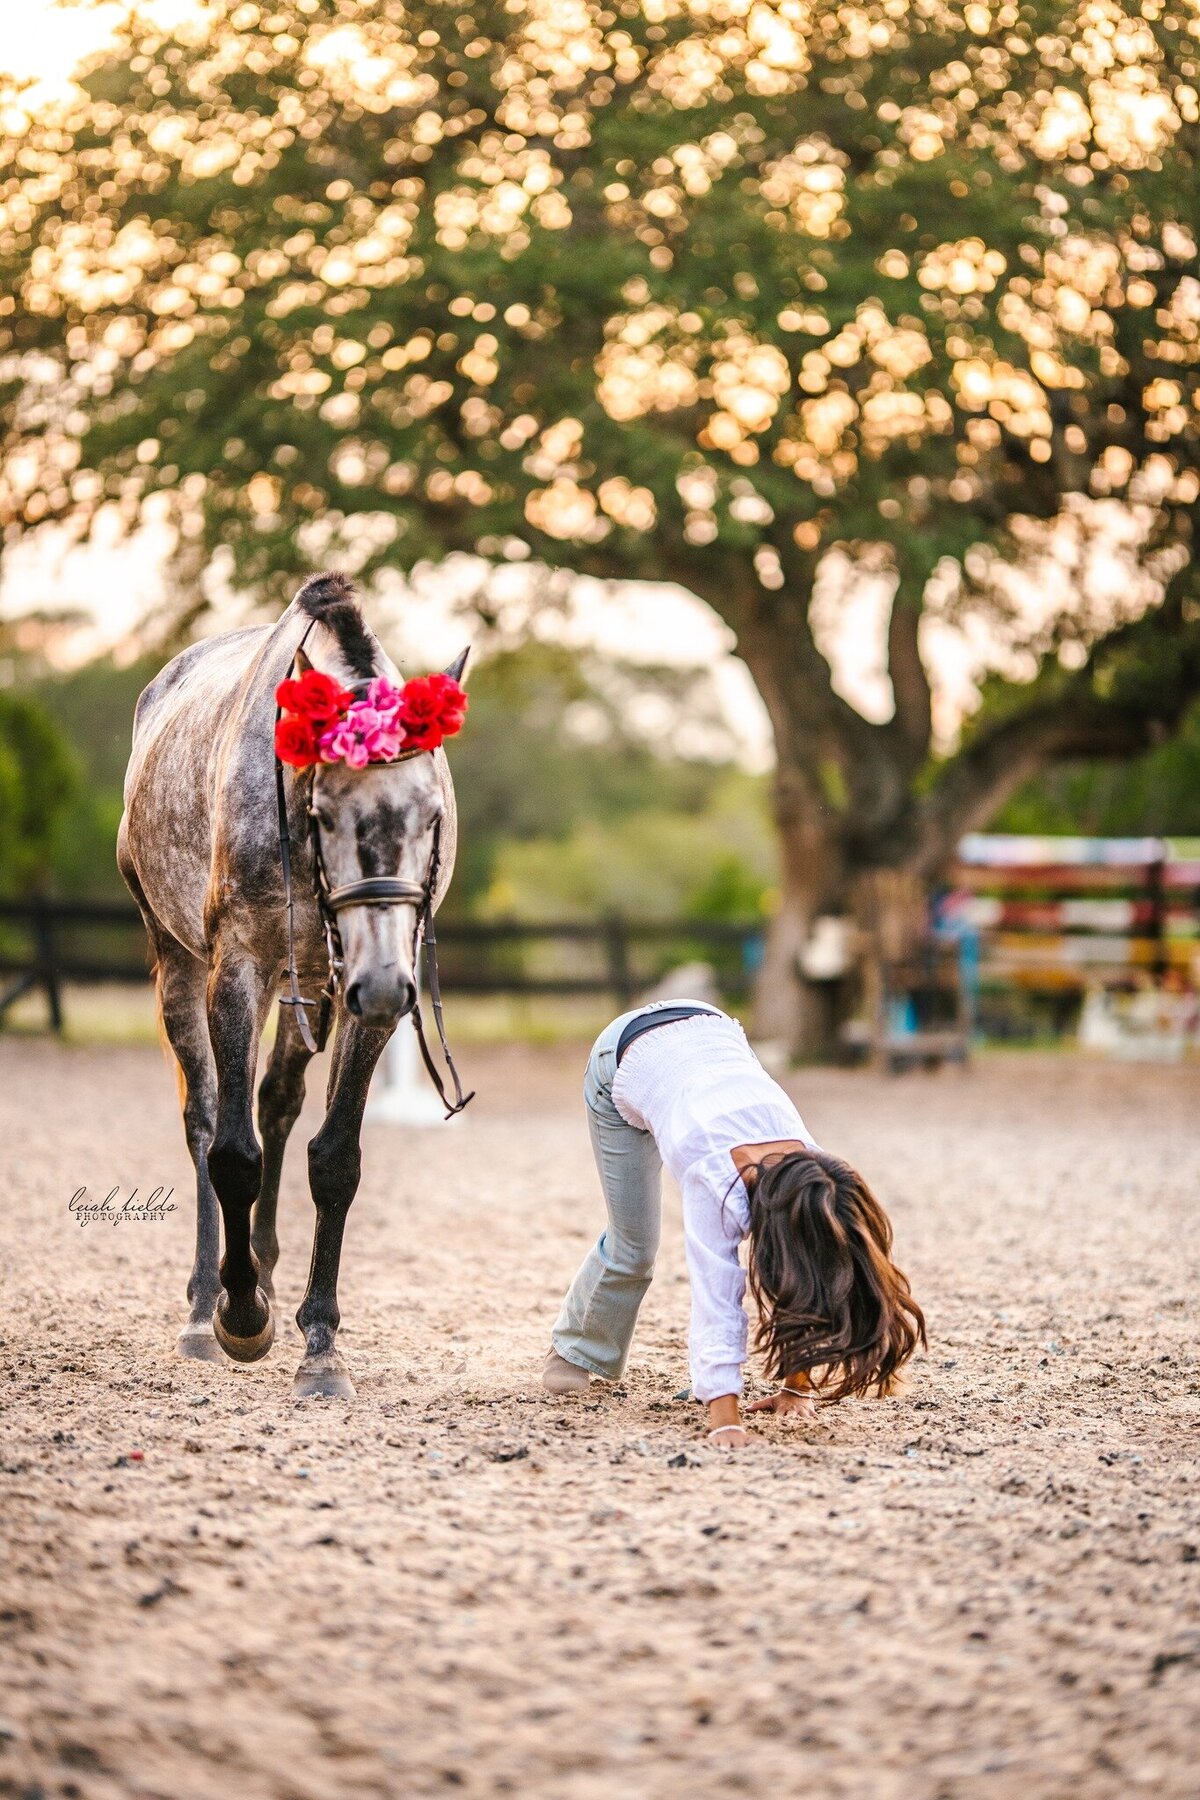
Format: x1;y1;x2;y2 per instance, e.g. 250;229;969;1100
444;647;471;685
294;645;314;676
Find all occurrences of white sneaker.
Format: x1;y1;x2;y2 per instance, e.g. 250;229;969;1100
541;1349;591;1394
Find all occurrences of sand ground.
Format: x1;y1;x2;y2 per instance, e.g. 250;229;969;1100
1;1035;1198;1800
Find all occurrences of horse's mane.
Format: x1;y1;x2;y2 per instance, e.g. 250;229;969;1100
295;572;376;679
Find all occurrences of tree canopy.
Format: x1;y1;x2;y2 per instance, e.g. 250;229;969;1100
2;2;1195;598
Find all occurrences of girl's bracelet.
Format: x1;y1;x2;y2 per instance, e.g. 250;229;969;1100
707;1423;744;1439
777;1387;815;1401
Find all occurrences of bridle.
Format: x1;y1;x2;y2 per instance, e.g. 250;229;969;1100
272;652;474;1119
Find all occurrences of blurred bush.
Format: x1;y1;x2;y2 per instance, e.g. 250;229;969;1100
1000;698;1200;837
0;692;77;893
446;639;773;915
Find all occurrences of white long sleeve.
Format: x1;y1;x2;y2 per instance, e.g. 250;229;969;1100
610;1010;817;1401
682;1159;751;1400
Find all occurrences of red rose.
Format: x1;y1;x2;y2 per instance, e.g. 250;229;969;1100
399;714;442;752
275;715;320;767
398;674;468;751
397;675;441;723
434;674;469;732
276;669;354;728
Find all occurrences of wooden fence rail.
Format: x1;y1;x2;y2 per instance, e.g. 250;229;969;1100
0;897;764;1031
8;834;1199;1037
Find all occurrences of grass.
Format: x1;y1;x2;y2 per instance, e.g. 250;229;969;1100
0;982;617;1049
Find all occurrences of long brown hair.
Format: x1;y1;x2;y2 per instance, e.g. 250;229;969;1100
744;1148;926;1401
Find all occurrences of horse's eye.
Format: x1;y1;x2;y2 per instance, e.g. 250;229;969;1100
314;808;334;831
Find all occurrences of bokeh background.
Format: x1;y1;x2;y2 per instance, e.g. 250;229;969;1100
2;0;1199;1056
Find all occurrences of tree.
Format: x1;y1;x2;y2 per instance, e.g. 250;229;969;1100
999;696;1200;836
2;0;1199;1048
19;647;160;898
0;695;77;893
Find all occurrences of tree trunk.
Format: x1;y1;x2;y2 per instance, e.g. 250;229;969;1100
753;754;934;1059
753;761;851;1058
848;865;929;1055
728;568;939;1061
756;866;933;1061
754;890;845;1055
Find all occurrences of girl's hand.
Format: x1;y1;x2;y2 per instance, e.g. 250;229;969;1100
747;1388;817;1420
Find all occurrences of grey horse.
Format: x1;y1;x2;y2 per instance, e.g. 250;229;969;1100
118;573;465;1398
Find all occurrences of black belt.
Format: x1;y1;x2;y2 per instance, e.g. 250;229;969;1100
615;1003;722;1067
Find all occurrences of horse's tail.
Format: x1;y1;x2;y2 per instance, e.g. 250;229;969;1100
293;572;375;677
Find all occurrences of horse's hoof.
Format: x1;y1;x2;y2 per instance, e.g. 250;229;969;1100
176;1320;225;1363
213;1291;275;1364
294;1352;356;1401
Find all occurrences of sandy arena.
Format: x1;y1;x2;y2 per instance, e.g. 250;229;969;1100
1;1035;1198;1800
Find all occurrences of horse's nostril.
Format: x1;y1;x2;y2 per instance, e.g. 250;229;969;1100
397;980;417;1018
344;980;363;1018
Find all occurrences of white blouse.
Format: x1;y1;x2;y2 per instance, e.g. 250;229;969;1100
609;1009;818;1402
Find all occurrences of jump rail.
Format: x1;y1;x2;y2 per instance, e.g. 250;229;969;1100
947;834;1200;991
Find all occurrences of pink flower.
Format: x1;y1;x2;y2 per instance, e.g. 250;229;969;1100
299;671;464;767
318;700;403;768
361;716;403;761
366;676;405;720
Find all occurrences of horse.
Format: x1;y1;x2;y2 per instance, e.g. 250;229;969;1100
117;572;468;1398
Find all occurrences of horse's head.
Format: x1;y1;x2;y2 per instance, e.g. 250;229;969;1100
302;649;468;1027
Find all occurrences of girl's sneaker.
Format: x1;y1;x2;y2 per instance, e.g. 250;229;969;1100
541;1349;591;1394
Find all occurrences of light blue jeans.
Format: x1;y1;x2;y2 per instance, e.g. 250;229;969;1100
552;1004;718;1381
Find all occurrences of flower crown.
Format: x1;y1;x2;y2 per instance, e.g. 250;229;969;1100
274;668;468;770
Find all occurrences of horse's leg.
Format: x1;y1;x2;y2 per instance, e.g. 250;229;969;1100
159;946;225;1360
119;843;223;1360
206;948;275;1363
294;1013;393;1400
252;1004;316;1301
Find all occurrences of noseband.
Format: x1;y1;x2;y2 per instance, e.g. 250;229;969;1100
273;686;473;1119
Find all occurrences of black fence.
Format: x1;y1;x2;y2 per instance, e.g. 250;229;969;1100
0;897;765;1030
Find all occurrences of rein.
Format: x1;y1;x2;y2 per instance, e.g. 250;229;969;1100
274;645;474;1119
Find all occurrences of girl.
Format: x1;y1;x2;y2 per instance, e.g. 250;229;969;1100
543;1001;925;1448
